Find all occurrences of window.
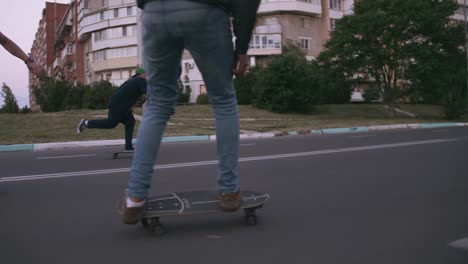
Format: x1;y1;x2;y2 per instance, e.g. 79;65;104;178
93;50;106;61
184;63;190;73
127;6;133;16
200;85;207;94
114;9;119;18
456;5;467;15
301;17;310;29
265;17;278;25
94;30;107;41
66;44;73;55
330;19;337;31
100;12;105;20
299;38;310;50
329;0;340;10
249;34;281;49
122;26;127;36
121;70;130;79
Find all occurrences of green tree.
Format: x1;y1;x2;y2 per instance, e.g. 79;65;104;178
314;61;352;104
82;80;117;109
234;67;262;105
405;15;466;119
253;46;320;112
318;0;461;117
1;83;19;114
31;75;72;112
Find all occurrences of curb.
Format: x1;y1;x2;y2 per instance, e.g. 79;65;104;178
1;122;467;152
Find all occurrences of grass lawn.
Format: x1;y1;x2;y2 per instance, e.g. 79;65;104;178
0;104;465;145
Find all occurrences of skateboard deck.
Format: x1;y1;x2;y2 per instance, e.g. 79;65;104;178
141;190;269;234
113;151;134;159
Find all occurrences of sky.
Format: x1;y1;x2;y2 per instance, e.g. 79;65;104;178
0;0;70;108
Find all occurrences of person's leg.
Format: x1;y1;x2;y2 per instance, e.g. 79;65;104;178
122;111;136;150
126;0;184;202
86;111;120;129
184;6;240;195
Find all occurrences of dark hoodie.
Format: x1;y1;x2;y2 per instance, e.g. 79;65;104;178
136;0;261;54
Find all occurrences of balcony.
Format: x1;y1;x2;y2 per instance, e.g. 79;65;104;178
93;35;137;51
248;33;282;56
89;56;137;72
259;0;322;16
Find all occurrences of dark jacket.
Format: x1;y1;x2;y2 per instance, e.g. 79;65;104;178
109;76;147;113
136;0;260;54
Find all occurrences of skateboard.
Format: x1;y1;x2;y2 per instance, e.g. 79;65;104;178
113;150;134;159
141;190;269;235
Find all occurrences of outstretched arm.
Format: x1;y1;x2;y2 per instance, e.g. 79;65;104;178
0;32;44;76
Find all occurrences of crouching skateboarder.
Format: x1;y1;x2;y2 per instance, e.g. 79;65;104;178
77;68;147;151
119;0;261;225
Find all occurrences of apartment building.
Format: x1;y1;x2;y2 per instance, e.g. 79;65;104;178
77;0;139;86
29;2;68;110
54;0;85;85
177;0;355;103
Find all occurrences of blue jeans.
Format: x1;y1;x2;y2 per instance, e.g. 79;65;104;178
127;0;240;199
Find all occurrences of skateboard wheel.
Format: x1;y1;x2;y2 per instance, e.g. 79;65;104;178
244;208;257;225
142;218;166;235
246;215;257;225
153;224;167;235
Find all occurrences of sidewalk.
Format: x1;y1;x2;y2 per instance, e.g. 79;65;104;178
1;122;467;152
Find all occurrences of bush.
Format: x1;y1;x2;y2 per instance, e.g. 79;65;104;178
234;67;262;105
66;84;88;110
363;84;382;103
82;80;117;109
253;47;320;112
31;75;72;112
196;93;210;105
20;105;32;114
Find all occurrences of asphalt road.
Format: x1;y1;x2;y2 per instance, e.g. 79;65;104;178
1;127;467;264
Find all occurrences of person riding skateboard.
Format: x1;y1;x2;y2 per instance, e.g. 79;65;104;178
77;68;147;151
120;0;261;224
0;31;43;76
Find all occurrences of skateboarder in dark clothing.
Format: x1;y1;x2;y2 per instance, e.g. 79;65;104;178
77;68;147;151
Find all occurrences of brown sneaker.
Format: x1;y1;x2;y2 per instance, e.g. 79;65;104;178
118;193;146;225
219;190;241;211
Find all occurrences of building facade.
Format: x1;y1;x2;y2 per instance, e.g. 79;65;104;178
29;2;68;110
177;0;355;103
77;0;139;86
54;0;85;85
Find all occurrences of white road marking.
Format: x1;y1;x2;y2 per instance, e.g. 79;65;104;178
241;143;257;146
36;154;97;160
0;139;455;183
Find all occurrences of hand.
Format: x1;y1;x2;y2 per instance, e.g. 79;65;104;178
26;61;44;76
232;53;249;77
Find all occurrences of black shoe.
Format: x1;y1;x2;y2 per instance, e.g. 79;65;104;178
124;145;135;152
77;119;87;133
